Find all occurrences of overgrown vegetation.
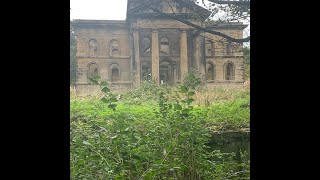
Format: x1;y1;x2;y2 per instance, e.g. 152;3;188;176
182;70;202;91
71;80;250;179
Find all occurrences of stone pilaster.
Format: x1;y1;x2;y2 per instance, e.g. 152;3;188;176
180;29;188;80
199;33;206;82
151;29;160;84
194;34;200;71
133;29;140;85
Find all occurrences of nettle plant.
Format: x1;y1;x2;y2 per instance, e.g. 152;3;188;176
182;71;201;91
88;76;118;111
70;77;249;179
153;85;215;179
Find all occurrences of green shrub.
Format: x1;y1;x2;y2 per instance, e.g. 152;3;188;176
182;71;201;91
70;80;250;179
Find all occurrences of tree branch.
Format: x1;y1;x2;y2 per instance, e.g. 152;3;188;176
166;0;176;14
147;6;250;43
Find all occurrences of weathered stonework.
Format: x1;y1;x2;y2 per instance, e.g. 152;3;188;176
72;0;248;94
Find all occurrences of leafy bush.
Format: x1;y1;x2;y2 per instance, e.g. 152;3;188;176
182;71;201;91
70;80;250;179
205;96;250;131
122;81;169;106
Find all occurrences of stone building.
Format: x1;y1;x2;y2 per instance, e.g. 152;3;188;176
72;0;247;93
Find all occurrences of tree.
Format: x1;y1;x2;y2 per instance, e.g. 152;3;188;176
70;21;77;86
204;0;250;23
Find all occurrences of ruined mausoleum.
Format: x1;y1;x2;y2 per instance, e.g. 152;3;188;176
72;0;248;94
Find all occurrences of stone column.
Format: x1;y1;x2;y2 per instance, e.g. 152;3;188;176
173;63;177;85
180;29;188;80
151;29;160;84
193;32;206;83
133;29;140;85
199;33;206;82
194;34;200;71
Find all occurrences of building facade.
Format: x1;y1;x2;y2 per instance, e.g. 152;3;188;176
72;0;247;94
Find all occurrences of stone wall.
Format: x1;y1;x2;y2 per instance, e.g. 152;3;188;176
205;57;244;83
73;20;133;90
209;131;250;161
72;1;247;95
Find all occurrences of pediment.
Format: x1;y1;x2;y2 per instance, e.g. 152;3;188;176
128;0;208;15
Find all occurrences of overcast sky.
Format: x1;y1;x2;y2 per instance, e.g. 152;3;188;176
70;0;128;20
69;0;209;20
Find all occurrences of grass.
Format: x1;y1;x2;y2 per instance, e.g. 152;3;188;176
70;85;250;132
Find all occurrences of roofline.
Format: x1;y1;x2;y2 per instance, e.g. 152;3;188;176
127;0;211;18
72;20;126;23
71;20;128;28
206;23;248;29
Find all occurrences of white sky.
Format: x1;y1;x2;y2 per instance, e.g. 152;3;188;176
70;0;128;20
69;0;207;20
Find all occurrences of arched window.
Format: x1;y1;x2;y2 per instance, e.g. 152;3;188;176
225;62;235;80
111;69;119;81
206;63;215;80
89;39;98;56
110;64;120;82
142;37;151;54
160;38;169;55
141;63;151;81
160;61;170;84
87;62;99;79
110;39;120;57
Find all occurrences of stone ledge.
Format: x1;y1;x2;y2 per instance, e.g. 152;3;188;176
76;81;133;85
206;56;243;58
76;56;131;59
206;80;244;83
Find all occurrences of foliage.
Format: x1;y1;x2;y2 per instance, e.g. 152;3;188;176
88;76;119;111
205;95;250;131
122;81;169;105
182;71;202;91
70;21;77;86
71;80;250;179
191;0;250;23
212;3;250;23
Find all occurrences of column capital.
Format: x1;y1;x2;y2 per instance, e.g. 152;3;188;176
180;28;188;32
132;27;140;31
152;29;159;33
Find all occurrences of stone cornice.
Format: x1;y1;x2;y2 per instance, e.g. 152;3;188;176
206;23;248;30
206;56;244;58
76;56;131;59
206;80;244;83
72;20;128;28
127;13;194;19
76;81;133;85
